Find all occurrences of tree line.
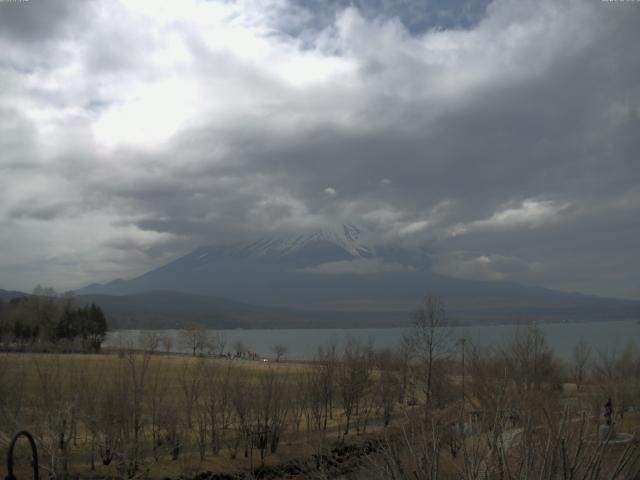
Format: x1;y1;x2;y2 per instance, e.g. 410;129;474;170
0;286;108;351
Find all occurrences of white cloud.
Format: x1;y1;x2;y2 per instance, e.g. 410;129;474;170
449;199;569;237
397;220;430;236
433;252;534;282
92;77;202;148
357;200;453;242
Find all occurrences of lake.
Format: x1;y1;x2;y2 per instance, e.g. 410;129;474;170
104;319;640;361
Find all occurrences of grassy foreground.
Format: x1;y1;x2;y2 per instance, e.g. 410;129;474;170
3;319;640;480
0;349;402;479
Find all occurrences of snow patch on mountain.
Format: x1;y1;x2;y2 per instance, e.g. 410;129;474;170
212;224;374;260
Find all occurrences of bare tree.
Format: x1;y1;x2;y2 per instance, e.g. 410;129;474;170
158;404;182;461
31;355;79;478
396;335;413;404
180;323;208;356
338;338;373;435
122;348;153;475
572;340;592;391
178;358;205;429
289;373;308;435
159;333;173;355
593;342;640;421
229;376;253;460
253;369;290;464
409;294;453;416
374;348;401;427
205;362;233;455
206;331;227;356
138;330;161;353
506;323;559;393
78;362;107;471
367;405;640;480
146;361;169;462
271;343;288;362
316;340;338;429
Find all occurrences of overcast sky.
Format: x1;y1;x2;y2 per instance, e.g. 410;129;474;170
0;0;639;298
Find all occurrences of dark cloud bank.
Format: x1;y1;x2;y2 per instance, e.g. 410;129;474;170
0;0;639;300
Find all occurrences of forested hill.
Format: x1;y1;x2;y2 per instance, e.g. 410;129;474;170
0;289;108;351
3;286;640;331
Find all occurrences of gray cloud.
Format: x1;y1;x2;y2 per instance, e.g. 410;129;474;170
0;0;86;43
0;0;639;298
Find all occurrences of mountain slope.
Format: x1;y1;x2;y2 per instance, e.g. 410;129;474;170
75;291;409;329
0;288;28;301
77;225;640;324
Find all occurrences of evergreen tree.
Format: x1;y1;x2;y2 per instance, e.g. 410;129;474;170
1;292;108;351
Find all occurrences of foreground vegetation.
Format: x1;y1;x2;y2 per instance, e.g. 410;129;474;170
1;295;640;479
0;341;410;479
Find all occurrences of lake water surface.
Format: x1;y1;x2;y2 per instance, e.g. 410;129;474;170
105;319;640;361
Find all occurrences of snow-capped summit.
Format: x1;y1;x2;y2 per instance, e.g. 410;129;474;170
190;224;374;265
237;224;372;259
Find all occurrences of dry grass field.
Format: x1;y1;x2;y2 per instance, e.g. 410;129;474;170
0;349;407;479
3;321;640;479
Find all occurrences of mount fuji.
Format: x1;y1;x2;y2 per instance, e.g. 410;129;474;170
76;224;640;327
77;224;430;308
